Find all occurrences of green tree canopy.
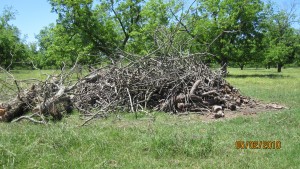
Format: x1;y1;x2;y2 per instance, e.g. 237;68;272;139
0;8;28;69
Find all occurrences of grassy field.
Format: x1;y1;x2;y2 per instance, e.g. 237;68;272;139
1;67;300;168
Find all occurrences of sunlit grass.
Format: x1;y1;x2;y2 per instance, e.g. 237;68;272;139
227;67;300;108
0;69;86;102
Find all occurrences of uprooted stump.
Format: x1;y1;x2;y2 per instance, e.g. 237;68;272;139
0;83;73;122
0;55;265;123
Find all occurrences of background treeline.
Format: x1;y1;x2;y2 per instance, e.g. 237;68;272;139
1;0;300;72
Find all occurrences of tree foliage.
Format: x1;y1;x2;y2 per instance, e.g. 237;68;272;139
1;0;300;71
262;4;298;72
0;8;28;69
180;0;266;72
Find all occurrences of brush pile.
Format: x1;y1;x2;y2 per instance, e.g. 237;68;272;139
0;55;257;123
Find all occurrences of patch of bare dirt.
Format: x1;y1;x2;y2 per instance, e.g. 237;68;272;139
176;102;286;122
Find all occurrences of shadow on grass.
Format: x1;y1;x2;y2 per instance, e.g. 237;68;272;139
227;74;290;78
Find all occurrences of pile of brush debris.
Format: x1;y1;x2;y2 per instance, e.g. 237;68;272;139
0;55;266;123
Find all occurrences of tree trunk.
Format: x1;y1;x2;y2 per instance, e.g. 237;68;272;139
221;60;228;76
277;63;283;72
122;34;129;49
240;64;244;70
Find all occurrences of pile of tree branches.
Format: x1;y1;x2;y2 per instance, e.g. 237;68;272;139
0;53;258;124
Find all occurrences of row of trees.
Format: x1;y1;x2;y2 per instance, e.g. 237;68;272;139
1;0;300;72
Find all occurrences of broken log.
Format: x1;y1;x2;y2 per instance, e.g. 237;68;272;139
190;80;201;95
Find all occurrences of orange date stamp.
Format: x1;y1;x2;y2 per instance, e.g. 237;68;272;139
235;140;281;149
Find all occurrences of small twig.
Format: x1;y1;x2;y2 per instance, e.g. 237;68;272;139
14;80;21;100
5;51;14;70
12;113;46;124
80;112;107;126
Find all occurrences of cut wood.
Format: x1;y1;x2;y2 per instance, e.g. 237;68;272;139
214;111;225;118
212;105;224;118
212;105;222;112
0;108;5;117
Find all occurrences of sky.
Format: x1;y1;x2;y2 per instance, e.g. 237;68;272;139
0;0;299;44
0;0;57;43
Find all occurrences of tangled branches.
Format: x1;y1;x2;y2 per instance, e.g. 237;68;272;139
0;54;256;123
73;54;248;116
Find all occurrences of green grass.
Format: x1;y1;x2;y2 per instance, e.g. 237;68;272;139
0;70;59;102
0;69;85;102
227;68;300;108
1;67;300;168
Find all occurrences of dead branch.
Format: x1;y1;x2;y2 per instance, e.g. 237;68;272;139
11;113;46;124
